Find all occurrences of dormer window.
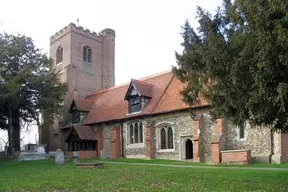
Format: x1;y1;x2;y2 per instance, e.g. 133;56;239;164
69;98;93;124
72;110;88;124
128;96;141;113
72;111;80;124
124;79;152;115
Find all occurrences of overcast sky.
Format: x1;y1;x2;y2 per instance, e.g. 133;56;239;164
0;0;222;147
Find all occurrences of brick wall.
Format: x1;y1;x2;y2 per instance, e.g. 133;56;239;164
211;118;223;164
221;149;251;164
67;150;98;159
145;124;153;159
281;133;288;156
193;119;200;162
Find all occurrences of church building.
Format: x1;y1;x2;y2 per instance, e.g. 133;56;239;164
41;23;288;164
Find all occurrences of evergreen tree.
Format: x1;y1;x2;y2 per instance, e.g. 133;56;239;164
173;0;288;131
0;33;67;153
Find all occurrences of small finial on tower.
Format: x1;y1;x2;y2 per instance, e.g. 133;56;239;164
77;18;79;27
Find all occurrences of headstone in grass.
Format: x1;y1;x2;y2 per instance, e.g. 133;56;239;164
100;150;107;159
73;151;79;165
55;149;64;164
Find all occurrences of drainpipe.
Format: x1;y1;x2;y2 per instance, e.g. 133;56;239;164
269;129;274;163
120;122;124;157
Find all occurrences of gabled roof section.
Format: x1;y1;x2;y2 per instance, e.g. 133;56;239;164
81;70;209;125
124;79;153;100
69;98;93;112
65;125;96;142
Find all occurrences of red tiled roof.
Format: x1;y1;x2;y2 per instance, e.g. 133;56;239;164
133;79;152;98
65;125;96;141
81;71;209;125
73;98;93;112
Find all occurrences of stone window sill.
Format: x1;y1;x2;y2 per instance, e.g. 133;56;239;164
238;138;246;141
157;149;175;153
126;143;144;149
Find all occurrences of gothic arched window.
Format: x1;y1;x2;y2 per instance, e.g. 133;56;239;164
159;125;174;150
83;46;92;63
160;128;166;149
128;121;143;144
168;127;173;149
56;46;63;64
139;122;143;143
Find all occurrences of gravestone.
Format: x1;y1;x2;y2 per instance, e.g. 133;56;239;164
100;150;107;159
55;149;64;164
73;151;80;164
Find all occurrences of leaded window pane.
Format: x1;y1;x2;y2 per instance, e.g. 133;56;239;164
134;123;139;143
130;103;141;113
168;127;173;149
239;122;245;139
128;96;142;113
161;128;166;149
87;48;92;62
83;47;87;62
130;124;134;144
72;111;80;124
139;122;143;143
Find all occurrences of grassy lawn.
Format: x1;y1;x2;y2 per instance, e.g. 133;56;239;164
1;159;288;192
83;157;288;168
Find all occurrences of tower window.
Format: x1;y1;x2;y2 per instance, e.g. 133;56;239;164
83;46;92;63
56;46;63;64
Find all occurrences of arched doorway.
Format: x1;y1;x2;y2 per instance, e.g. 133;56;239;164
185;139;193;159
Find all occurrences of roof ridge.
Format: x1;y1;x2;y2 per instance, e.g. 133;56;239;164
87;70;172;97
138;70;172;81
87;83;129;97
151;74;175;113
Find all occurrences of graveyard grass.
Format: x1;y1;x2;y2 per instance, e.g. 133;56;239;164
1;159;288;192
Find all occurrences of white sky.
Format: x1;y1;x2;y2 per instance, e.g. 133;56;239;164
0;0;222;147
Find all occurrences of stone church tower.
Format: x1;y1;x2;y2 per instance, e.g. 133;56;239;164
41;23;115;151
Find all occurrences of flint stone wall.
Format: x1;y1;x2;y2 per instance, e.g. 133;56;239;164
223;120;280;162
148;112;194;160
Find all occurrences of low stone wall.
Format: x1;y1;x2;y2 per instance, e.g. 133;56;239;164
67;151;97;159
221;149;251;164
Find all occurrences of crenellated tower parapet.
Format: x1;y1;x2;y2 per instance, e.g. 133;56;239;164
50;23;105;44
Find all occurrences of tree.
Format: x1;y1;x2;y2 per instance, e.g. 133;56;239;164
0;33;67;153
173;0;288;131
